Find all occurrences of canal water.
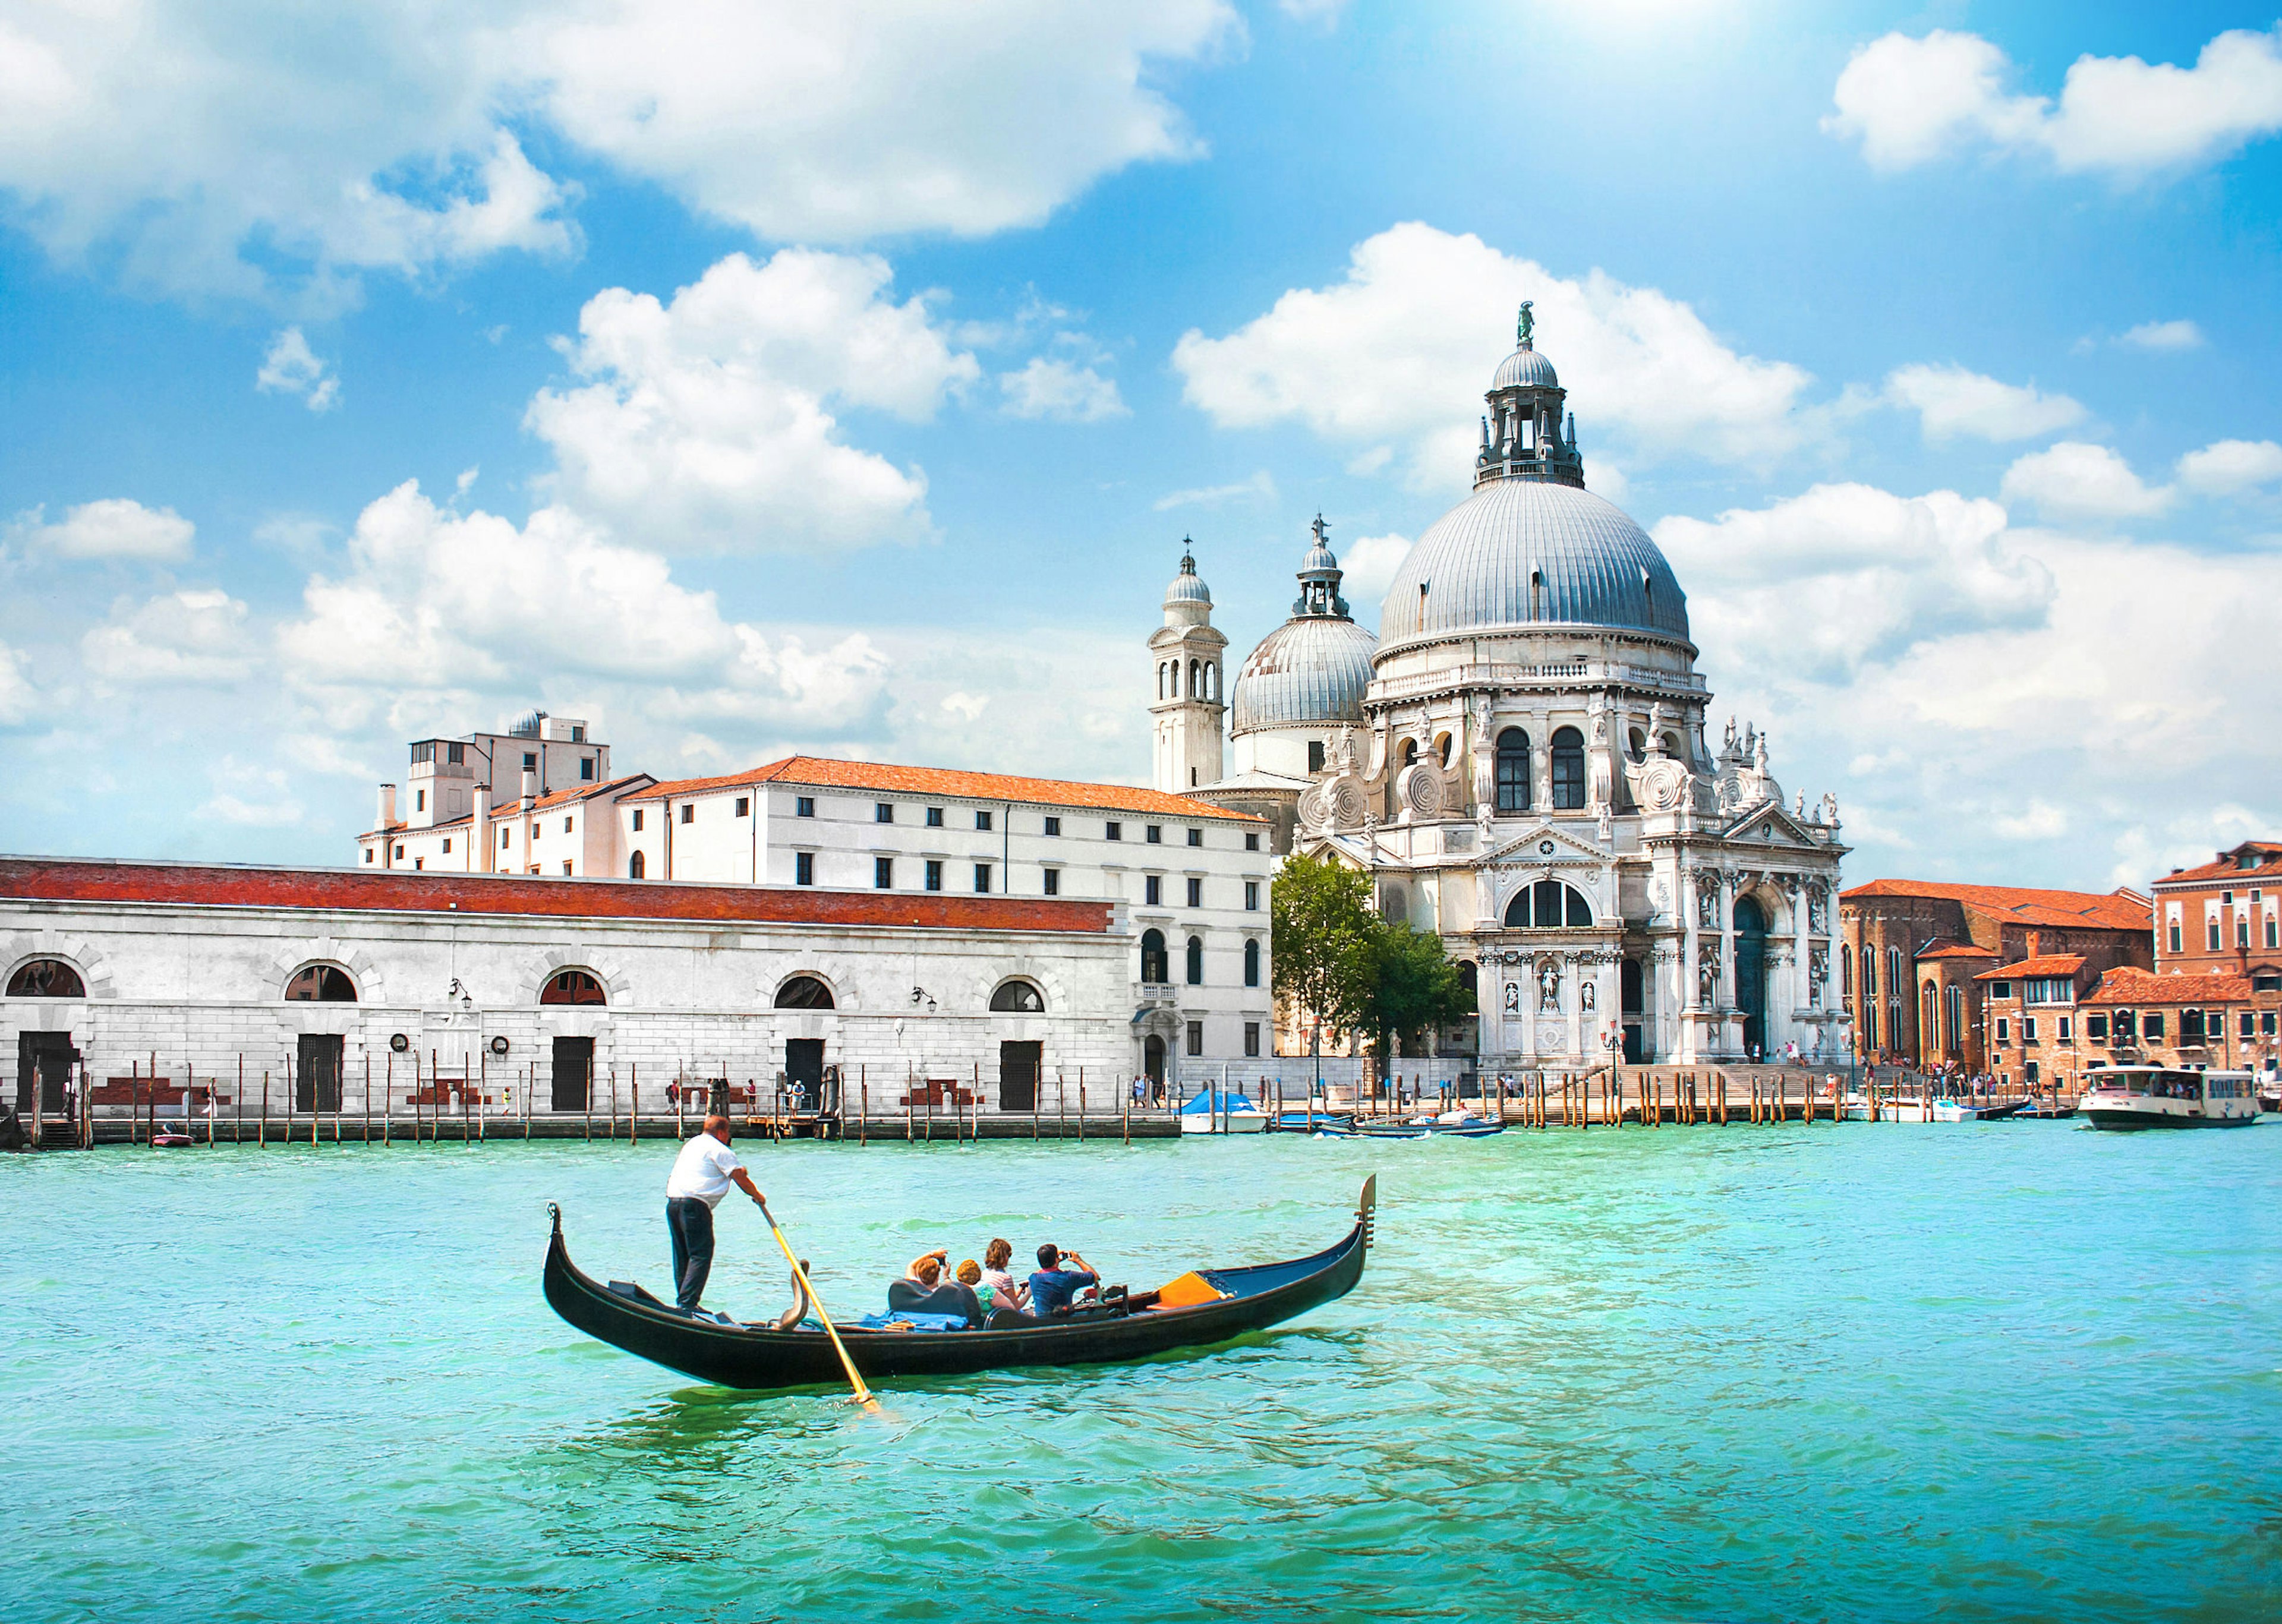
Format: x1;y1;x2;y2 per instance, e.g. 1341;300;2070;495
5;1122;2279;1622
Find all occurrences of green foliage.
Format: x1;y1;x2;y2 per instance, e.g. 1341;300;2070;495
1271;852;1476;1058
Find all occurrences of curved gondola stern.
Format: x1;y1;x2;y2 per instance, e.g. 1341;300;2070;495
1357;1175;1376;1257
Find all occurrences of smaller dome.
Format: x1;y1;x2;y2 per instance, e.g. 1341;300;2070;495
1163;548;1211;608
1301;543;1339;574
1231;617;1379;733
1492;344;1559;391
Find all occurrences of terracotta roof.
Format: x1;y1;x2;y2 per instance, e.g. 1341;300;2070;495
1840;878;2151;933
2081;966;2254;1006
2151;841;2282;888
360;775;653;839
1974;954;2086;981
0;857;1115;935
1915;939;1997;961
628;756;1263;821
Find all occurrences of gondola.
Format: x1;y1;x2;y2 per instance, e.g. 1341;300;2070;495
543;1177;1375;1393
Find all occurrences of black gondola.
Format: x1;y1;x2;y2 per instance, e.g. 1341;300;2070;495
543;1177;1375;1393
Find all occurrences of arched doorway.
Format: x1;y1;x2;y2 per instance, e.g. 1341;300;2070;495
1143;1033;1167;1087
1621;958;1646;1062
1733;896;1769;1059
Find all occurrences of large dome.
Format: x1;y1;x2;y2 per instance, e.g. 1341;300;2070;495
1376;479;1691;652
1231;616;1379;731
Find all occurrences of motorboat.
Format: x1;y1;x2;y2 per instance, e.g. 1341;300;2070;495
2081;1066;2259;1130
1928;1097;2032;1122
1177;1087;1269;1134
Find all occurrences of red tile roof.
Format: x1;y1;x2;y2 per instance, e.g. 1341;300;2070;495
1840;878;2151;933
1915;939;1998;960
1974;954;2086;981
0;857;1114;935
629;756;1262;821
2151;841;2282;888
2081;966;2254;1005
361;775;653;839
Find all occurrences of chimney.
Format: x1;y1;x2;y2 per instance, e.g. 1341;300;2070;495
521;766;538;803
471;784;491;871
377;783;397;829
2026;929;2041;960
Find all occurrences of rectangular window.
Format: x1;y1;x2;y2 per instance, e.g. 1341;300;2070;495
531;823;540;841
679;804;694;824
1244;881;1260;912
1044;815;1061;835
570;726;585;742
1245;831;1260;852
1244;1022;1261;1058
1185;1020;1203;1055
874;856;894;889
1996;1017;2009;1043
442;838;451;854
446;742;464;765
364;849;374;863
1106;821;1122;841
1307;740;1325;774
976;810;993;831
973;863;992;894
563;816;573;833
524;752;537;771
2242;1012;2256;1039
2023;1017;2038;1043
1187;828;1202;847
2264;1013;2277;1036
500;829;510;850
795;852;814;887
580;758;595;781
2182;1009;2205;1043
796;796;815;818
562;861;573;875
2059;1017;2072;1040
2239;919;2251;948
1989;980;2011;999
2087;1014;2108;1040
1043;868;1060;897
1145;876;1162;906
875;802;894;824
413;857;424;870
2268;918;2279;948
632;809;644;831
1187;877;1203;908
735;797;749;817
925;859;943;892
2144;1012;2164;1040
2208;922;2223;951
926;806;944;828
1146;825;1162;844
415;789;425;812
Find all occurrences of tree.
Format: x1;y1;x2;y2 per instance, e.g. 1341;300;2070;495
1269;852;1376;1051
1368;923;1475;1062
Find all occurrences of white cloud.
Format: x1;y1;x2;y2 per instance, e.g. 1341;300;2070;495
1153;471;1278;511
525;250;978;553
256;327;340;411
1827;27;2282;178
1278;0;1350;22
1172;222;1815;488
2120;319;2204;352
2176;439;2282;497
1993;800;2070;841
998;357;1127;422
1337;532;1412;608
82;589;255;685
0;642;33;726
201;794;304;828
1883;362;2084;443
1656;483;2054;682
2110;806;2282;890
2000;442;2173;521
0;2;1233;296
11;498;195;562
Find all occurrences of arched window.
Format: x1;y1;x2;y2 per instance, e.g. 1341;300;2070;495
1840;949;1852;997
1627;727;1647;764
1495;729;1531;813
1504;881;1592;929
989;979;1045;1013
1140;929;1170;984
541;970;606;1006
1887;948;1903;998
1435;733;1452;766
1186;935;1205;985
1921;982;1937;1050
1946;985;1964;1053
773;975;835;1010
7;958;85;998
1243;938;1261;988
1189;660;1200;698
1550;726;1586;810
1457;960;1478;1000
1401;738;1419;768
628;850;646;879
1861;946;1877;998
285;965;357;1002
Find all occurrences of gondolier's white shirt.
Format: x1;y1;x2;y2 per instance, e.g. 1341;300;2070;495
666;1134;745;1207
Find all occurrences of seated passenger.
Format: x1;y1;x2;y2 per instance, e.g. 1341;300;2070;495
1027;1244;1099;1319
957;1258;1028;1327
979;1238;1030;1313
886;1253;982;1326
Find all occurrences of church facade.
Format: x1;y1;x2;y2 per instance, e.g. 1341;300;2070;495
1164;310;1851;1068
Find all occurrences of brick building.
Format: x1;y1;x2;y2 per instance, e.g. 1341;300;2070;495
2147;841;2282;1078
2080;966;2267;1077
1838;880;2152;1071
1976;954;2098;1091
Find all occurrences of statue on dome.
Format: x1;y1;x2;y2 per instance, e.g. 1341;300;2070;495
1517;301;1534;346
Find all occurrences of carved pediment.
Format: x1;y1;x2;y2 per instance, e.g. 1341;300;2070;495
1479;822;1605;868
1723;805;1820;847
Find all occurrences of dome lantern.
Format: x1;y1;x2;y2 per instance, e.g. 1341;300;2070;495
1477;301;1585;491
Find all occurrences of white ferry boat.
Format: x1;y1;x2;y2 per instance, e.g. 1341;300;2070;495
2080;1066;2259;1130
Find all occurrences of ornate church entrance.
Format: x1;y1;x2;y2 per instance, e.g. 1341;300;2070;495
1733;897;1769;1059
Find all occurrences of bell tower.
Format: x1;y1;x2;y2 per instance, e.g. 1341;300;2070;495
1149;543;1227;793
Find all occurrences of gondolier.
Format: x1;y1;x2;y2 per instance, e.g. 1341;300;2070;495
665;1115;767;1311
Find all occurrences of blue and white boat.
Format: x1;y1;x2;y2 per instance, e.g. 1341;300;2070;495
1178;1087;1269;1135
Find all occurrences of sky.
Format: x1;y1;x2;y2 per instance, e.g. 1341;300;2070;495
2;0;2278;893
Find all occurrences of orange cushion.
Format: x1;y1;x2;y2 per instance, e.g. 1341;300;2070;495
1154;1270;1231;1308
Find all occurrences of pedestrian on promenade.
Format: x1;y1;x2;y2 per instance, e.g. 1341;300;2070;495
665;1114;767;1312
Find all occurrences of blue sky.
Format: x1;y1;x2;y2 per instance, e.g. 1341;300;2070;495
3;1;2278;891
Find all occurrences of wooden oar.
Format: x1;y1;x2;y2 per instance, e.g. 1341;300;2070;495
755;1197;878;1411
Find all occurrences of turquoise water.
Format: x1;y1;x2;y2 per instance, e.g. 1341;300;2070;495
5;1122;2280;1622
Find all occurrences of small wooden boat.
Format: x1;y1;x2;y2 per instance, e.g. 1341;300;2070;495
543;1178;1375;1393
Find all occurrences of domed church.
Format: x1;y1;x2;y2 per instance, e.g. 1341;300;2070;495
1156;308;1851;1068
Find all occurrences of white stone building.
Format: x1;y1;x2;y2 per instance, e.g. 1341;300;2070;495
1187;310;1851;1067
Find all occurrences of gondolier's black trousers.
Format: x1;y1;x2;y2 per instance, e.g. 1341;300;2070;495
666;1196;716;1310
